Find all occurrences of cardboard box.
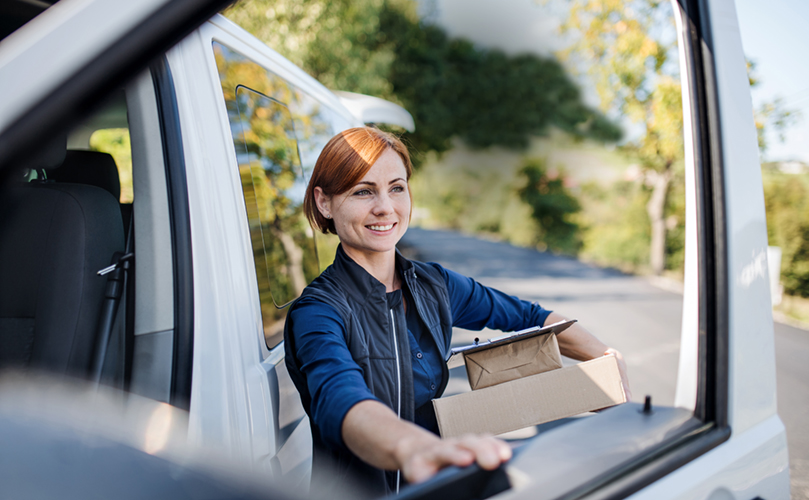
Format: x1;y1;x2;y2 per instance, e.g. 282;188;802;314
432;355;626;438
464;332;563;390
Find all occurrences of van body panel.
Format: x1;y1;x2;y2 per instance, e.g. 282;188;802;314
167;17;361;473
630;415;789;499
704;0;779;436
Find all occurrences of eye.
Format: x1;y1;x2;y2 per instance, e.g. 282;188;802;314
353;188;371;196
391;185;405;193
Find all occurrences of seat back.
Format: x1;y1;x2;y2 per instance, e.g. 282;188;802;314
0;154;125;377
49;150;121;200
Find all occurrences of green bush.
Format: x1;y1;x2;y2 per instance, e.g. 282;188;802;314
763;172;809;297
664;177;686;274
579;180;651;272
409;153;538;248
518;158;582;254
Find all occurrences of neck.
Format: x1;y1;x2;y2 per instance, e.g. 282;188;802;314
342;247;399;292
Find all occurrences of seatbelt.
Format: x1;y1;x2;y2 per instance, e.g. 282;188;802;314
91;217;134;384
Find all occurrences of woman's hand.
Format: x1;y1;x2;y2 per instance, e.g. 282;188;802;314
395;433;512;484
604;347;632;401
343;400;511;485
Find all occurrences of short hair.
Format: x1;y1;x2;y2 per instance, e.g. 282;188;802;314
304;127;413;235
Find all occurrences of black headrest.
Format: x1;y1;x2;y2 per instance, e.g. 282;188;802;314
49;150;121;202
24;134;67;171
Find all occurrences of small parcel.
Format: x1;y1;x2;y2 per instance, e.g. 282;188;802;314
433;320;626;438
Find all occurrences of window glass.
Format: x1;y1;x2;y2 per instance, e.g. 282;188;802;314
89;128;133;204
213;41;338;349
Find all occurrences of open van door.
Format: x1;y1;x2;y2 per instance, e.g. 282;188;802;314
400;0;790;498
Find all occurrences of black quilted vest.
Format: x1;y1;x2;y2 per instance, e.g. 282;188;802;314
284;245;453;497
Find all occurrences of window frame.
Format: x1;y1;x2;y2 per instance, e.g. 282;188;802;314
151;57;195;412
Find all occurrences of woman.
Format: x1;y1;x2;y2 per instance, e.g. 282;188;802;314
284;127;630;496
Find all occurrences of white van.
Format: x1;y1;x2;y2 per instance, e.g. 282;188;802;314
0;0;791;499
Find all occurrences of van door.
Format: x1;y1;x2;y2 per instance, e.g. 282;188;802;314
400;0;789;498
162;18;358;486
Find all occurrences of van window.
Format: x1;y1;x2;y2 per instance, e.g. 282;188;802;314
214;41;330;349
89;128;133;204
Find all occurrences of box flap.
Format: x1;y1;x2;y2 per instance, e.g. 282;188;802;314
464;332;563;390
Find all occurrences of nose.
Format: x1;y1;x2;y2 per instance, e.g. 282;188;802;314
372;191;394;216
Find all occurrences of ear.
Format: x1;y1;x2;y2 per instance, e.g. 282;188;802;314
313;187;332;219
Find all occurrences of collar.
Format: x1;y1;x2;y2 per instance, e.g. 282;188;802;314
331;244;415;302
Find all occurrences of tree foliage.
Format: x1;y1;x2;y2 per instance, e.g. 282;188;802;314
224;0;621;165
747;59;801;157
763;173;809;297
89;128;132;203
380;6;621;159
579;179;651;271
224;0;397;99
560;0;683;275
518;158;582;254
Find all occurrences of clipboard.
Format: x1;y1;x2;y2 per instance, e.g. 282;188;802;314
446;318;577;369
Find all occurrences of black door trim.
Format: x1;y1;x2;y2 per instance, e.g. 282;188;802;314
151;58;194;411
688;0;730;429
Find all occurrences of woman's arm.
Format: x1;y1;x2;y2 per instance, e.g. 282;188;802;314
342;400;512;484
546;311;632;401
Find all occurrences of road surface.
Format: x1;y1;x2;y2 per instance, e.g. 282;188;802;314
400;227;807;498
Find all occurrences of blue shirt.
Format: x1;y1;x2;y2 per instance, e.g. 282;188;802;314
288;262;552;451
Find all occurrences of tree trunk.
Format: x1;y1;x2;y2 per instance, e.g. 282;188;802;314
270;224;307;297
646;167;672;276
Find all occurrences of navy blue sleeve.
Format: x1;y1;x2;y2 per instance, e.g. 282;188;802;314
430;263;552;331
289;297;379;451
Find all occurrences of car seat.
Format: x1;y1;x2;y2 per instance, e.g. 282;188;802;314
0;144;125;377
48;150;132;233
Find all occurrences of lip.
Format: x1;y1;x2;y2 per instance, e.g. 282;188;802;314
366;222;397;233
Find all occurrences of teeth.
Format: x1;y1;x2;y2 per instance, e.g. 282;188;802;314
368;224;394;231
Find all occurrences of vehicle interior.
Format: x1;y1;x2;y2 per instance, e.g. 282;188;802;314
0;1;180;404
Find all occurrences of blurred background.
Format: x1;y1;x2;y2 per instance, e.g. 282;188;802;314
87;0;809;321
134;0;804;322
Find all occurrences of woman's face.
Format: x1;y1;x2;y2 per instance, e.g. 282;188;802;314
317;148;410;264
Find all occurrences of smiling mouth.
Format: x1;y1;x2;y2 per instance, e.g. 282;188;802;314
367;223;395;232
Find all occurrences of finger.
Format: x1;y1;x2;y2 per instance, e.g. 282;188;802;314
406;443;474;483
456;435;511;470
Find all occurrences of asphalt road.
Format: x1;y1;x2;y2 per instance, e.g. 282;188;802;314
400;227;807;499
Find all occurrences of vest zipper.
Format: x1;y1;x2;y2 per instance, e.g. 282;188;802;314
389;307;402;493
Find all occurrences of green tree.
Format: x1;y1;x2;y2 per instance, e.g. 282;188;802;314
747;59;800;157
379;5;622;160
224;0;398;99
763;175;809;297
560;0;683;275
89;128;132;203
518;158;582;253
225;0;621;165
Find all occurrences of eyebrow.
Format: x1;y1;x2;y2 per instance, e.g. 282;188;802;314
355;178;406;187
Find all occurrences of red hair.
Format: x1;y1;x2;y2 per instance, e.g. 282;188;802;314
304;127;412;235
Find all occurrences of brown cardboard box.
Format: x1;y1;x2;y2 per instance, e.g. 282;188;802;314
432;355;626;438
464;332;563;390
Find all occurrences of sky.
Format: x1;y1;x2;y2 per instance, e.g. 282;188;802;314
420;0;808;163
735;0;809;163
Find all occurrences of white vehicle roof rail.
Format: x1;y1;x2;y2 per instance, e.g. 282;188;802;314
332;91;415;132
